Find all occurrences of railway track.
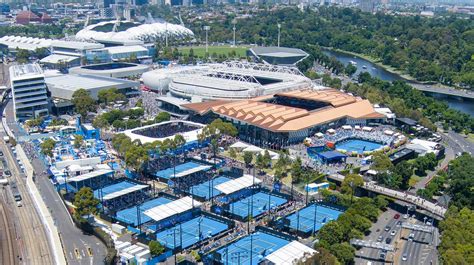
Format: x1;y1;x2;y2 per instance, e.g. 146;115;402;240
0;199;17;265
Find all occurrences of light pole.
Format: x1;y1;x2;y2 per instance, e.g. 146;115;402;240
204;26;211;56
277;23;281;47
232;20;236;47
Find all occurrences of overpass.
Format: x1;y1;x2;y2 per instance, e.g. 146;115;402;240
327;174;447;219
410;83;474;100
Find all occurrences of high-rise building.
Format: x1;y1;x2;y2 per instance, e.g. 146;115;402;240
9;64;49;121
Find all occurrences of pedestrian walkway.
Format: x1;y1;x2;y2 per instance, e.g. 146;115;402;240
328;174;446;218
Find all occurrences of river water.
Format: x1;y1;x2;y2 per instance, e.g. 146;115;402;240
323;49;474;117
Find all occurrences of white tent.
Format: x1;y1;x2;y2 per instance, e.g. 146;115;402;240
261;149;280;160
243;145;263;153
354;125;361;130
342;125;352;130
362;126;373;132
384;130;394;136
315;132;324;138
230;141;250;149
327;128;336;134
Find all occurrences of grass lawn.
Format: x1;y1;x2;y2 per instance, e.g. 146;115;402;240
409;175;422;188
467;134;474;144
178;45;248;58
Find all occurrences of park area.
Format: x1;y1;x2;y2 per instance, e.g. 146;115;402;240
178;45;248;58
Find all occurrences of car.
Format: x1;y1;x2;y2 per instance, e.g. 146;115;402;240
4;170;10;176
385;237;392;244
402;253;408;261
396;221;402;227
403;214;409;219
379;252;386;260
408;233;415;241
16;201;22;207
384;226;391;231
426;220;432;226
0;151;3;156
390;230;397;236
394;213;400;219
377;236;383;242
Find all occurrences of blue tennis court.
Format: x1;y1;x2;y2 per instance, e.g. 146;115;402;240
116;197;173;226
93;181;138;199
190;176;231;200
286;204;344;233
156;216;228;250
155;161;210;180
216;231;290;265
229;192;287;219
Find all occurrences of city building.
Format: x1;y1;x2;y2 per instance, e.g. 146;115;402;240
9;64;49;121
85;45;151;63
45;74;140;101
248;46;309;65
184;89;386;147
68;62;150;78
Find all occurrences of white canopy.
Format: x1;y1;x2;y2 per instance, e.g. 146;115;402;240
144;196;202;222
230;141;250;149
315;132;324;138
384;130;394;136
68;169;113;183
243;145;263;153
327;128;336;134
173;165;211;178
261;149;280;160
342;125;352;130
103;184;148;201
362;126;373;132
354;125;361;130
215;174;262;195
265;241;316;265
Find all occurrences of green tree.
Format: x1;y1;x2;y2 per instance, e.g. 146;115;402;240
243;151;253;169
148;240;165;256
317;221;344;246
291;157;303;183
341;174;364;195
229;147;237;159
446;154;474;209
439;207;474;265
40;138;56;157
92;115;110;129
344;63;357;76
393;161;413;190
154;112;171;123
262;150;272;167
370;152;393;172
329;242;355;264
73;135;84;148
73;187;99;219
71;89;96;119
312;247;339;265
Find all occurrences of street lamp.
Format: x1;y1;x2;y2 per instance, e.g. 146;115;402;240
232;20;237;47
204;26;211;55
277;23;281;47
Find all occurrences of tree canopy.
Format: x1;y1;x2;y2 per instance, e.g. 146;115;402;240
71;89;96;119
73;187;99;219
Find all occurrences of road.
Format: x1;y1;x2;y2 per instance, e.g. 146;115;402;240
0;142;53;264
1;61;107;265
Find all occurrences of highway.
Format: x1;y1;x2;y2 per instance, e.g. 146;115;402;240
0;142;53;264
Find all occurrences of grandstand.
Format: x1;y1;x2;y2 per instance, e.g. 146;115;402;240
146;62;312;101
94;181;149;210
122;120;205;145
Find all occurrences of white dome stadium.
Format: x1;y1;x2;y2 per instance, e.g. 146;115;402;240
75;21;194;43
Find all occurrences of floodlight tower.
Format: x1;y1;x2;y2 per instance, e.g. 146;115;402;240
204;26;211;55
232;20;237;47
277;23;281;47
165;22;169;47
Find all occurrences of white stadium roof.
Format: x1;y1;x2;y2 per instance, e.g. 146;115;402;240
173;165;212;178
166;62;312;101
265;241;317;265
103;184;148;201
215;174;262;195
144;196;202;222
68;169;113;183
76;20;194;43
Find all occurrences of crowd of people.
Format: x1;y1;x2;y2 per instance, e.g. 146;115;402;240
128;91;163;119
134;122;200;138
310;126;397;148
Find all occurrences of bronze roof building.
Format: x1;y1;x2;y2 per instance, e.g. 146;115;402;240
184;89;385;148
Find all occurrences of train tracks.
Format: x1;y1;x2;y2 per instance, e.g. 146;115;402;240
0;198;17;265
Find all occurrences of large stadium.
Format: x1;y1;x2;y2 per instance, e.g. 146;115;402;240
76;20;194;43
142;62;312;101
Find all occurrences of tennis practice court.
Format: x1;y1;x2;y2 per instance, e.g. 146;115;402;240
155;161;211;180
229;192;287;219
286;204;343;233
216;231;290;265
156;216;228;250
115;197;173;226
190;176;231;200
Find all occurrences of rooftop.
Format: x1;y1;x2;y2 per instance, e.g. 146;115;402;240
45;74;138;91
183;89;385;132
250;46;308;56
51;40;104;50
9;64;44;80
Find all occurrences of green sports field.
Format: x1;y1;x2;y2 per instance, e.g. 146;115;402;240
177;45;249;58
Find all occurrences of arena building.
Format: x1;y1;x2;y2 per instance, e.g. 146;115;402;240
248;46;309;65
143;62;312;101
184;89;386;148
122;120;205;144
69;62;150;78
75;20;194;43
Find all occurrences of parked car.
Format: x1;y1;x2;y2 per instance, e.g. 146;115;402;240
385;237;392;244
384;226;391;231
377;236;383;242
390;230;397;236
394;213;400;219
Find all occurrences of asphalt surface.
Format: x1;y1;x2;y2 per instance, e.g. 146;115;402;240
1;99;107;265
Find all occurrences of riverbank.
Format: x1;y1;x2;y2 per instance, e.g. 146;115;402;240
323;47;417;82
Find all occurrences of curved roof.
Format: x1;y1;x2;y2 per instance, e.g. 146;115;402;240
76;20;194;42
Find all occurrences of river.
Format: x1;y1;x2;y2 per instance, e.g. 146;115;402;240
323;49;474;117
